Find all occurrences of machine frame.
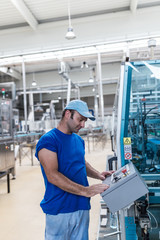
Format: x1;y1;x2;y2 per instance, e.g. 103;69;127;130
115;60;160;240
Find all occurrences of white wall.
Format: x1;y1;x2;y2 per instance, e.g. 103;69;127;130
15;62;120;114
16;62;121;90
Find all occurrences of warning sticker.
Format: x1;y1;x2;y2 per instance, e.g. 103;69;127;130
125;152;132;160
123;137;131;145
123;137;132;160
124;145;132;153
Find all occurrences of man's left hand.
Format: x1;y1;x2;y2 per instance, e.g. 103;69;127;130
99;170;114;181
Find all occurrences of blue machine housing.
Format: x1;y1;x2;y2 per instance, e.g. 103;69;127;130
117;60;160;239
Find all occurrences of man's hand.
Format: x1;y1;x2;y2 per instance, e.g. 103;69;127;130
99;170;115;181
85;184;109;197
85;160;115;181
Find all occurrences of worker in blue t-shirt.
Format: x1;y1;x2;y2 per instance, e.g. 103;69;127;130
35;99;112;240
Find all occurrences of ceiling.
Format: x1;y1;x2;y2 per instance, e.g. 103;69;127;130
0;0;160;77
1;0;160;31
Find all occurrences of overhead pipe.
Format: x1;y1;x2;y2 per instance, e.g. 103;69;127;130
0;35;160;61
59;61;79;104
59;61;76;88
18;88;75;95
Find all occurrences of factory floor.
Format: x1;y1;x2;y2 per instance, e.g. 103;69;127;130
0;138;112;240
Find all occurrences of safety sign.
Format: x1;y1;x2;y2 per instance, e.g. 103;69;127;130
123;137;132;160
125;152;132;160
123;137;131;145
124;145;132;152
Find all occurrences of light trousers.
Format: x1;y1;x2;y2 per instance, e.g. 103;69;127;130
45;210;89;240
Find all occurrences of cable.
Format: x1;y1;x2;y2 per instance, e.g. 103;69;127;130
147;209;158;230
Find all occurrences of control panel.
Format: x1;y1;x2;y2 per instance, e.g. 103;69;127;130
110;164;130;184
101;161;148;213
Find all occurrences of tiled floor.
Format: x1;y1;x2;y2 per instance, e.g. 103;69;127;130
0;139;111;240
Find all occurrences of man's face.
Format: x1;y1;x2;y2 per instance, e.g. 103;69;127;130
67;111;87;133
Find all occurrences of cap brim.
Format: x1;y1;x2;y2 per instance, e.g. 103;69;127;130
65;106;95;121
79;111;95;121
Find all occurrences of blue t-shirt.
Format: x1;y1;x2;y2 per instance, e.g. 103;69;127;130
35;128;91;215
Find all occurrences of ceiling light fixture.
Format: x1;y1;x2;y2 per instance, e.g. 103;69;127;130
32;73;37;86
81;61;88;69
65;0;76;40
32;81;37;86
89;77;94;83
89;68;94;82
148;38;156;59
148;38;156;48
7;67;13;73
35;105;43;112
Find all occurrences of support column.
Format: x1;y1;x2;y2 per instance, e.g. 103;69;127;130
29;93;34;121
76;86;80;99
93;67;99;126
97;52;104;128
67;78;71;105
22;59;28;132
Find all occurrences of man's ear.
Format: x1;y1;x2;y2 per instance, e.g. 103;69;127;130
65;110;71;120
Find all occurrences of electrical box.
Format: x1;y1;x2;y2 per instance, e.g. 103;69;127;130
101;162;148;213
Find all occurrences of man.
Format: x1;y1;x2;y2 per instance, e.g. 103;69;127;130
35;99;112;240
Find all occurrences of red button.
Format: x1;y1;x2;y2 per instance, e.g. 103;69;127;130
122;169;127;174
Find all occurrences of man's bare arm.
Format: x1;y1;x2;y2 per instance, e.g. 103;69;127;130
85;160;113;180
38;148;109;198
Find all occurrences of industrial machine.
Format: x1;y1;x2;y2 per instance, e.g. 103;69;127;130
110;60;160;240
0;84;44;190
0;98;15;182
